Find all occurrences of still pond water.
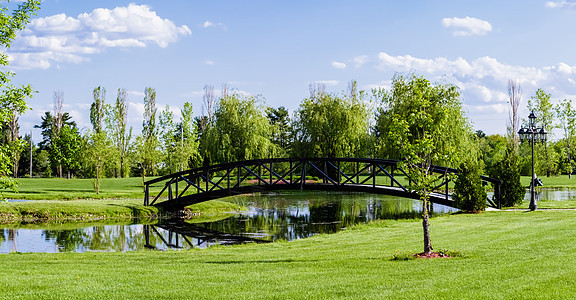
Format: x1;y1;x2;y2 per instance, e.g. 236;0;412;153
9;189;559;254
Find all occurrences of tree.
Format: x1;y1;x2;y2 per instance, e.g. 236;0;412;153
158;105;177;174
556;99;576;178
492;144;525;207
201;91;277;164
51;124;82;179
507;79;522;147
266;106;291;153
177;102;201;170
378;74;473;254
108;88;132;178
0;0;40;195
292;81;370;158
528;88;556;177
453;159;487;213
135;87;159;185
86;86;113;193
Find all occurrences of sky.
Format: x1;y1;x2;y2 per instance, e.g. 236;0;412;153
8;0;576;141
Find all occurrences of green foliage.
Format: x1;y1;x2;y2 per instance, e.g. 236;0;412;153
453;160;487;212
3;212;576;298
375;74;475;254
201;92;278;164
266;106;291;154
555;98;576;176
375;74;476;166
491;144;525;207
292;82;370;158
0;0;40;192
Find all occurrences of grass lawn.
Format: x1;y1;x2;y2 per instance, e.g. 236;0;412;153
0;210;575;298
2;177;148;200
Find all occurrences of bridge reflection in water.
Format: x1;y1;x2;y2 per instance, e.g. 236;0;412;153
143;192;456;250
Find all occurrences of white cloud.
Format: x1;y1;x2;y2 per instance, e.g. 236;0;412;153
546;1;576;8
313;80;339;86
362;51;576;132
9;4;191;69
441;16;492;36
202;20;227;30
205;60;215;65
331;61;346;69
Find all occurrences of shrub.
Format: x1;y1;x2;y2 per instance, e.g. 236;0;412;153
453;160;487;212
491;144;525;207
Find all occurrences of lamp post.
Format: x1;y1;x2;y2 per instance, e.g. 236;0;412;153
518;111;547;211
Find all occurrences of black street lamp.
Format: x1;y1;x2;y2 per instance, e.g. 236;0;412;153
518;111;547;211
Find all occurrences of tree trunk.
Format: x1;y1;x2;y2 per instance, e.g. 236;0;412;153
422;196;432;254
141;164;146;192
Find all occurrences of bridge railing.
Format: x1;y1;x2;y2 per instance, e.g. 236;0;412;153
144;157;502;209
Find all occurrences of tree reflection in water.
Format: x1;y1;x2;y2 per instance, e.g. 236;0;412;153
0;192;455;253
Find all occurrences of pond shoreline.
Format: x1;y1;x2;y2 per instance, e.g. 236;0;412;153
0;199;244;224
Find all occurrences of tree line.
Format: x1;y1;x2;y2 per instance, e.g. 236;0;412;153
1;74;573;199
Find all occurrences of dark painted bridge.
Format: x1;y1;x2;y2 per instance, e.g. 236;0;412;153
144;157;502;210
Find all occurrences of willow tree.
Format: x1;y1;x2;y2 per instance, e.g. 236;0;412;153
376;74;475;254
201;92;277;164
291;81;371;158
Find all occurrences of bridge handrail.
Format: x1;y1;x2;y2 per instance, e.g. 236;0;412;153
145;157;501;186
144;157;503;210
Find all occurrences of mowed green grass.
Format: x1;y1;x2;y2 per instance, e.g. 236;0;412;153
0;210;575;299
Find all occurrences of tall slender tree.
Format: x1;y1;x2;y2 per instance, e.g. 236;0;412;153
528;88;556;177
109;88;131;177
556;99;576;178
86;86;112;193
136;87;159;185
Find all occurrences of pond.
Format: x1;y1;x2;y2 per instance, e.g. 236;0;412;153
0;191;456;253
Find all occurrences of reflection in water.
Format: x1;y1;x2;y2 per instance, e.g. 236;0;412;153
0;191;456;253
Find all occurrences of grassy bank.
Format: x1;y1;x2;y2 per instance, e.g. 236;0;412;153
0;210;574;298
0;199;244;223
2;177;147;200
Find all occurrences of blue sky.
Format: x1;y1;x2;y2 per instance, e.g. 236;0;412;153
9;0;576;139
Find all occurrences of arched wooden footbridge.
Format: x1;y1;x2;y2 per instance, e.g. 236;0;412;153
144;157;502;210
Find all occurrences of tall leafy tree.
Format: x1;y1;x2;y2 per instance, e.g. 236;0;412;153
377;74;474;254
266;106;291;153
556;99;576;178
86;86;113;193
108;88;132;177
177;102;201;170
292;81;370;158
158;105;177;174
135;87;159;185
202;91;277;164
527;88;556;177
0;0;40;195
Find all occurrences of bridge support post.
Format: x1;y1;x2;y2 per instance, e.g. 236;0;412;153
144;184;149;206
